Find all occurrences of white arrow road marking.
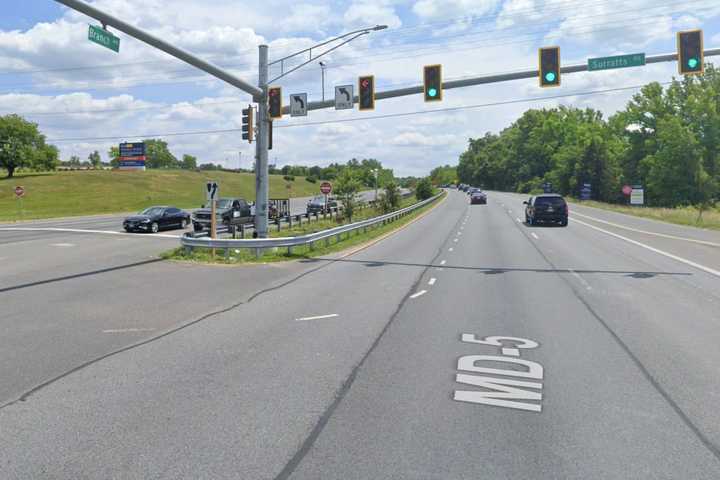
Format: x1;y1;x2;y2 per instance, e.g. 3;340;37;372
410;290;427;299
574;218;720;278
295;314;339;322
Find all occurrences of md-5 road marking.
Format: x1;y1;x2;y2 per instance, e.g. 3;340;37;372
454;335;543;413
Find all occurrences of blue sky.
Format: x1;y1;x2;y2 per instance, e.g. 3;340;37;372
1;0;719;176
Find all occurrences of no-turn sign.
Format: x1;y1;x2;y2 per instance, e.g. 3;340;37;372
14;186;24;198
320;182;332;195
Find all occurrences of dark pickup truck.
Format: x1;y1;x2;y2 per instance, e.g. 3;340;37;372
192;198;253;232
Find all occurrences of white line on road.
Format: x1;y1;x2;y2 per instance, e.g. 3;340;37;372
573;218;720;278
454;238;459;242
0;227;178;239
440;260;447;265
449;247;454;252
501;348;520;357
428;278;437;286
572;211;720;247
531;232;539;240
516;217;522;223
103;328;157;333
570;269;592;291
50;243;75;247
410;290;428;299
295;314;340;322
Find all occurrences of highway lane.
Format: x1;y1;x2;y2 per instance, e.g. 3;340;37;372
2;189;720;478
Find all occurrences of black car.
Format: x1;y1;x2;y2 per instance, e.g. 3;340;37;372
470;191;487;204
124;206;191;233
307;196;338;214
524;194;568;226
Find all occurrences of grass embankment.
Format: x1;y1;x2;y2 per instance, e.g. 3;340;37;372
0;170;321;221
574;199;720;231
162;192;445;264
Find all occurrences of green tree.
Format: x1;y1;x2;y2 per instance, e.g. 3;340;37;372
335;169;361;222
143;139;178;169
88;150;102;169
34;145;59;171
0;114;50;178
415;177;434;200
108;146;120;168
181;154;197;170
378;181;401;213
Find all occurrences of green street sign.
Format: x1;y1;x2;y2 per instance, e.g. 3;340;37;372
588;53;645;71
88;25;119;53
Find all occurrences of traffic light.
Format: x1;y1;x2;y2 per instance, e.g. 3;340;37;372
241;106;253;143
539;46;560;87
358;75;375;111
268;86;282;119
424;64;442;102
678;30;704;75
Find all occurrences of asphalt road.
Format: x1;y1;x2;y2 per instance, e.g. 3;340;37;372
2;189;720;479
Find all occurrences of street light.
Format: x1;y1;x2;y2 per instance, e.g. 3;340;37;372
319;61;327;101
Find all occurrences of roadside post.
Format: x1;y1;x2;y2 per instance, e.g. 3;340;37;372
320;181;332;214
15;185;25;219
206;181;219;240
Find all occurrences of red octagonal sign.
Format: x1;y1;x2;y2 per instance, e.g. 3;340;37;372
14;185;25;198
320;182;332;195
622;185;632;196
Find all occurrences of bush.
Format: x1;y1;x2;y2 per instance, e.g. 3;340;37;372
283;175;295;182
415;178;434;200
378;181;401;213
306;176;317;183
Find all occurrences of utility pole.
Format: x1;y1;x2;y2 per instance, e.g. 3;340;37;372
255;44;269;238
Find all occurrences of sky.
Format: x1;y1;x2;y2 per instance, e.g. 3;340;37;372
1;0;720;177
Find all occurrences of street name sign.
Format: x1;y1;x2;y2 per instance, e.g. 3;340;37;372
88;25;120;53
588;53;645;71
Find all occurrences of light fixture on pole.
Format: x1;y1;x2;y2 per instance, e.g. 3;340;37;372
319;61;327;101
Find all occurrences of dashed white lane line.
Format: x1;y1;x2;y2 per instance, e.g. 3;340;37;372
410;290;428;299
531;232;539;240
428;278;437;286
103;328;157;333
570;269;592;291
440;260;447;265
573;218;720;279
50;243;75;247
449;247;454;252
295;314;340;322
572;211;720;248
453;238;459;242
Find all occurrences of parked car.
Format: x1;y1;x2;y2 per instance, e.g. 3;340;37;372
192;197;253;232
307;196;338;214
524;194;568;226
123;206;191;233
470;191;487;204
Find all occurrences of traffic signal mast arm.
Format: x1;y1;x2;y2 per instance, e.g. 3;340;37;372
279;47;720;115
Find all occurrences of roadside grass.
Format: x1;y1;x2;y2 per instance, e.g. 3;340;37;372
0;169;321;221
162;193;444;265
573;199;720;231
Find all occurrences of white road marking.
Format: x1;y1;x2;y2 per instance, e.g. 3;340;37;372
574;218;720;278
531;232;539;240
440;260;447;265
428;278;437;286
449;247;454;252
570;269;592;291
410;290;428;299
50;243;75;247
572;211;720;248
454;238;459;242
516;217;522;223
103;328;157;333
295;314;339;322
502;348;520;357
0;227;178;239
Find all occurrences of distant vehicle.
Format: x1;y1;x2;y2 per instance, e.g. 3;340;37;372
192;198;253;232
470;191;487;205
467;187;481;195
123;206;190;233
307;195;338;214
524;194;568;226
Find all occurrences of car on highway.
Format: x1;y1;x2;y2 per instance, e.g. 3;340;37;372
470;191;487;204
307;195;338;215
524;194;568;226
192;198;253;232
123;206;191;233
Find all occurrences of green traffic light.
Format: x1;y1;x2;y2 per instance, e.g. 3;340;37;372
688;58;699;69
428;88;437;97
545;72;556;83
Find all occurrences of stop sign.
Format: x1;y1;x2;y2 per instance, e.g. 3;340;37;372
320;182;332;195
622;185;632;196
14;186;24;198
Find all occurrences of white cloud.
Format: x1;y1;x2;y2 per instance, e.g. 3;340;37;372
412;0;499;20
343;3;402;29
390;131;457;146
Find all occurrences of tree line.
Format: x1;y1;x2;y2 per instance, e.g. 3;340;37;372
457;65;720;208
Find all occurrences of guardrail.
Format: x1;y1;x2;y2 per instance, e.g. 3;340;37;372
180;192;442;258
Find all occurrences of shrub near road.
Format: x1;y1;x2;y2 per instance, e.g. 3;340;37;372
0;169;322;221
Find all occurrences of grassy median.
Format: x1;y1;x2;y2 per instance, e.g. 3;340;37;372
0;170;321;221
573;199;720;231
162;192;445;265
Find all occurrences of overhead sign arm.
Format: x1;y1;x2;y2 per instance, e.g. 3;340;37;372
54;0;262;98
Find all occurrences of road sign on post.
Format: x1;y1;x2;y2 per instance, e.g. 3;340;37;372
14;186;25;198
118;142;146;170
335;85;354;110
320;182;332;195
290;93;307;117
88;24;120;52
631;185;645;205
